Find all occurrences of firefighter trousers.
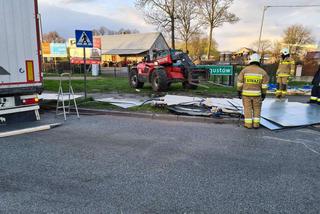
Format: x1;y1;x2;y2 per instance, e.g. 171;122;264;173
276;77;288;98
310;86;320;104
242;96;262;128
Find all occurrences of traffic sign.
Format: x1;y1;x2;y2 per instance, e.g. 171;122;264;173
75;30;93;99
197;65;233;76
75;30;93;48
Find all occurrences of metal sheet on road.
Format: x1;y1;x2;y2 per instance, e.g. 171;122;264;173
260;118;283;130
261;100;320;127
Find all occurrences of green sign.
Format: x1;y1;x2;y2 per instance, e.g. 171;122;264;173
197;65;233;76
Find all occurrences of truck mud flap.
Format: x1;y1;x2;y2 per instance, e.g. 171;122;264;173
1;111;37;125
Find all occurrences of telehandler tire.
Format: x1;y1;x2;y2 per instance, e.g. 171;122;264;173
129;68;144;89
151;68;168;92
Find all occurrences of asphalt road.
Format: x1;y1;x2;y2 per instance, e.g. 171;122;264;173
0;114;319;214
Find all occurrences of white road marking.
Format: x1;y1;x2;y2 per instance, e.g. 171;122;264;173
263;136;320;156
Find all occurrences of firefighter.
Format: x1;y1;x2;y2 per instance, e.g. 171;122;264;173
276;48;295;98
237;53;269;129
310;64;320;104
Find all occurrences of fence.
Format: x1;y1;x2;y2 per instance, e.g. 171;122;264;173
209;63;279;87
43;62;91;74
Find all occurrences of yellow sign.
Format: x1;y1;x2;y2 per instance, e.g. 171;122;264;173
245;76;262;84
68;38;91;58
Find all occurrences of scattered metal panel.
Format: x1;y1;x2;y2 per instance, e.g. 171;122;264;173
168;105;212;116
159;95;204;106
230;98;243;108
204;98;238;110
95;98;146;109
261;100;320;127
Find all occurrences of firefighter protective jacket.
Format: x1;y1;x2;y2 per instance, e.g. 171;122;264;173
237;64;269;96
312;66;320;86
277;58;295;77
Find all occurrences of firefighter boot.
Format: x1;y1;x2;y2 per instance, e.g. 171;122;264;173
310;87;318;103
242;96;253;129
281;84;288;98
275;83;282;99
252;97;262;129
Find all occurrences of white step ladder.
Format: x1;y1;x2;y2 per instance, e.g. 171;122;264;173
56;73;80;120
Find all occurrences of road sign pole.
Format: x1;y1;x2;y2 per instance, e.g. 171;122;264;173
83;47;87;99
75;29;93;100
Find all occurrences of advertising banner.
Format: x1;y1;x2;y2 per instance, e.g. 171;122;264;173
42;43;67;58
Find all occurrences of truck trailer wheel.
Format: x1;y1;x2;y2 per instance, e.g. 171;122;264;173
151;69;168;92
129;69;144;89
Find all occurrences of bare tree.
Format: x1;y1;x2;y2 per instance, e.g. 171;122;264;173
283;24;315;55
271;40;282;62
251;39;272;63
93;26;140;36
136;0;177;48
118;28;140;34
188;34;218;58
197;0;239;59
92;29;101;36
176;0;201;52
99;26;110;35
42;31;65;43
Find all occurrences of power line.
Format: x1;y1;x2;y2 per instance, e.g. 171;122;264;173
266;5;320;8
257;4;320;52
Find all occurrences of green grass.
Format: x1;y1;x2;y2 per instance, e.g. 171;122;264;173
44;76;237;97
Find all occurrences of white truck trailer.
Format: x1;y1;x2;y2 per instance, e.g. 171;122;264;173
0;0;42;123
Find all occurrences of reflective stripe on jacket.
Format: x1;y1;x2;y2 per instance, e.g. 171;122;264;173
237;64;269;97
277;58;295;77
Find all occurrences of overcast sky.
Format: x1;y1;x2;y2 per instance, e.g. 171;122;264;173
38;0;320;51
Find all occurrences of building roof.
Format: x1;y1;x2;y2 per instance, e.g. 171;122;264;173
101;32;167;55
234;47;255;55
102;49;148;55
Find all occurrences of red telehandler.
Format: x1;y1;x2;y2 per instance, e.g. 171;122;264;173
129;49;210;92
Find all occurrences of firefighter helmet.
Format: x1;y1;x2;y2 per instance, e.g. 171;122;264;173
248;53;261;64
280;48;290;56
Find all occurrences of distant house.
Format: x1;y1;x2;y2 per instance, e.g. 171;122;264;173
303;51;320;76
234;47;255;57
101;32;169;66
231;47;256;65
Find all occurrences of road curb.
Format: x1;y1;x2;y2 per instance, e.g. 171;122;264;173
72;108;238;125
41;105;239;125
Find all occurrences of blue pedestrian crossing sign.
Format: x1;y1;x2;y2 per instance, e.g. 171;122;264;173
75;30;93;48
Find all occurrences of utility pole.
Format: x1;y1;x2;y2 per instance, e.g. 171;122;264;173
257;4;320;53
257;6;269;52
83;47;87;99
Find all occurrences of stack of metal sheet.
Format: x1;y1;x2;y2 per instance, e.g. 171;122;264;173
155;95;320;130
261;99;320;130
